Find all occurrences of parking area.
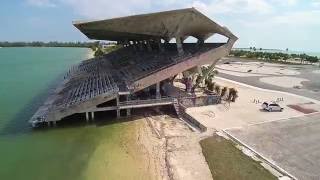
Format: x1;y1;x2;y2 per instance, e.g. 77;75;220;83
187;77;320;130
225;113;320;180
217;58;320;101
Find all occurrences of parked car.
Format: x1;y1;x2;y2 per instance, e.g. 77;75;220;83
262;102;284;112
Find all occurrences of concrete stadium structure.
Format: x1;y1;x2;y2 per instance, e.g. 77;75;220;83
29;8;237;127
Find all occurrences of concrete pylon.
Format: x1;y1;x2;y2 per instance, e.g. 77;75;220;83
156;82;161;99
116;95;121;118
139;41;144;51
196;37;205;47
85;112;90;122
146;40;152;52
127;109;131;116
117;109;121;118
91;112;95;120
176;37;184;55
158;39;164;52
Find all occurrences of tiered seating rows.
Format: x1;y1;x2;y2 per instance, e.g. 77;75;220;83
60;73;118;107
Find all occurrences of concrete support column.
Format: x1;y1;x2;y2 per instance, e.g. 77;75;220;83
85;112;90;122
127;108;131;116
47;121;51;127
176;37;184;55
158;39;164;52
196;37;205;48
53;121;57;127
116;95;121;118
147;41;152;52
133;42;137;51
126;95;131;116
117;110;121;118
91;112;95;120
139;41;144;51
156;82;161;99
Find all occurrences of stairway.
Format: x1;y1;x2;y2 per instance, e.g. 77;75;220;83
172;97;207;132
173;98;181;118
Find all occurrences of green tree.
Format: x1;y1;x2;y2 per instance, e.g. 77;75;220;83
221;87;228;98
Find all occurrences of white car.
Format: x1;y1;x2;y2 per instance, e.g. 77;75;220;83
262;102;284;112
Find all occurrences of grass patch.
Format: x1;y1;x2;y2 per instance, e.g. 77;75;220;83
200;135;277;180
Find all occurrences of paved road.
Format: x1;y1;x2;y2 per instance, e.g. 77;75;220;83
217;58;320;101
226;113;320;180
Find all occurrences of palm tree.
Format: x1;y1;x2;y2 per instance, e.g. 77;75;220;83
231;89;239;102
194;66;218;90
227;88;239;102
221;87;228;98
215;84;221;95
207;81;215;91
195;74;203;87
227;88;235;101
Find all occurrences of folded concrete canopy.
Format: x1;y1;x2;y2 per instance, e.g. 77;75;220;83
30;8;237;127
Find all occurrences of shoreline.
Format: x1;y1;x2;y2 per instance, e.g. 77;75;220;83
139;111;213;180
86;48;94;59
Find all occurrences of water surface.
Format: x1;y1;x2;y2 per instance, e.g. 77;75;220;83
0;47;149;180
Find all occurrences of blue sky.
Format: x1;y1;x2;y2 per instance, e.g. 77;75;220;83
0;0;319;52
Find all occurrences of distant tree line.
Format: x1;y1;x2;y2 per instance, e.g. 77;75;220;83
0;41;98;48
230;50;319;64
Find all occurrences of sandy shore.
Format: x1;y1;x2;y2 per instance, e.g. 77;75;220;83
86;49;94;59
135;111;213;180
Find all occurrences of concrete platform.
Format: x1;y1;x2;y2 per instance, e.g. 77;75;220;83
225;113;320;180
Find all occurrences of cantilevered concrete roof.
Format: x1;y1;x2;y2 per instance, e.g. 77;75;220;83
73;8;236;41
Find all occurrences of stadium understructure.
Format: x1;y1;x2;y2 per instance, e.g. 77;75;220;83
30;8;237;127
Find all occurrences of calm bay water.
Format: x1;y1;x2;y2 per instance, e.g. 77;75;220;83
0;48;149;180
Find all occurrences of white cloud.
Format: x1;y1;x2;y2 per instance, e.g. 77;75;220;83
241;9;320;29
272;10;320;25
277;0;298;6
61;0;188;19
26;0;56;7
192;0;273;15
25;0;273;19
312;0;320;7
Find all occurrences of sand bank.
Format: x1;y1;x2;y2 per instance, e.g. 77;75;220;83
82;113;213;180
144;112;212;180
82;119;164;180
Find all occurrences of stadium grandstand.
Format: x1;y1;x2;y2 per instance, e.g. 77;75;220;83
30;8;237;127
